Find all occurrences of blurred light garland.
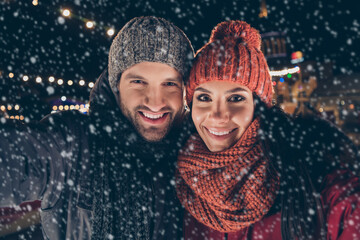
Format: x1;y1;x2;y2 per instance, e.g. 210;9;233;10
52;103;89;113
7;115;25;120
1;104;21;111
270;66;300;77
3;72;94;89
32;3;116;37
59;8;115;37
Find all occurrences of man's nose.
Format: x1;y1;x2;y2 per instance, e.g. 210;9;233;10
144;87;166;112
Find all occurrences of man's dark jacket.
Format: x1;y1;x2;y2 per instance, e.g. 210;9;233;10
0;70;191;239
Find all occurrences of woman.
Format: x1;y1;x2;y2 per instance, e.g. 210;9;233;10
176;20;360;239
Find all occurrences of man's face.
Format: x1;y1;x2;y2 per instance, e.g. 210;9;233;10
118;62;184;142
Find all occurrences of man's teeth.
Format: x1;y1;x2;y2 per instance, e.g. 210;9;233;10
143;112;164;119
208;129;231;136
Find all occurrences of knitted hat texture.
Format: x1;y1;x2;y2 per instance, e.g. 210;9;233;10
108;16;194;93
186;20;273;105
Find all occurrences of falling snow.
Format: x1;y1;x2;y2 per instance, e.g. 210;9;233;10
0;0;359;239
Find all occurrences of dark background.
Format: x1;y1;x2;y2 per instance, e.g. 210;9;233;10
0;0;359;238
0;0;359;120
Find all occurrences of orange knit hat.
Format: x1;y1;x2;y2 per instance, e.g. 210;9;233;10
186;20;273;106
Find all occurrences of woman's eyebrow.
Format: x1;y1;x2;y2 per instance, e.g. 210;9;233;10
225;87;248;94
194;87;211;93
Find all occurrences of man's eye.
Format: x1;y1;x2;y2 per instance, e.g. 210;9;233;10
228;95;245;102
197;94;211;102
164;82;178;87
131;80;144;84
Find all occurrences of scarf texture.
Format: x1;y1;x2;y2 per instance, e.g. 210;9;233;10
89;103;187;240
176;118;280;232
86;69;189;239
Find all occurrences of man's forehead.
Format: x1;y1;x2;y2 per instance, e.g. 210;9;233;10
121;62;183;82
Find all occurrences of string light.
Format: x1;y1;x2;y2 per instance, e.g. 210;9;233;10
270;66;300;77
62;9;71;17
32;0;38;6
0;105;21;111
107;28;115;37
86;21;95;29
52;104;89;113
79;80;85;86
57;8;115;36
8;115;25;120
4;71;94;88
61;96;67;101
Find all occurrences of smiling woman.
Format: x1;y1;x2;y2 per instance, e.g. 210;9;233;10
176;20;360;240
192;81;254;152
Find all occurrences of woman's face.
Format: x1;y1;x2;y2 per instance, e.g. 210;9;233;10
192;81;254;152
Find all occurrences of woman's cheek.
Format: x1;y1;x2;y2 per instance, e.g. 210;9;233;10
192;105;209;121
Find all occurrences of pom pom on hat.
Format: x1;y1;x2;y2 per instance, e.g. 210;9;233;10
209;20;261;50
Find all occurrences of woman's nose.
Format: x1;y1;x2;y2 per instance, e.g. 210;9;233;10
209;102;229;123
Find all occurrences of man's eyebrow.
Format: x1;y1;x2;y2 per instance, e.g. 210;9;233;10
164;77;182;83
123;73;146;80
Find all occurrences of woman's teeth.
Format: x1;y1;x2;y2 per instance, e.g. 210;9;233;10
208;129;231;136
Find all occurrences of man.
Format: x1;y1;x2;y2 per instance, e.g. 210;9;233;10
0;16;194;239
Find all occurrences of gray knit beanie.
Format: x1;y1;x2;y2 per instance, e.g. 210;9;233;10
108;16;194;93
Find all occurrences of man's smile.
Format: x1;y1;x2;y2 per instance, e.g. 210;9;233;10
138;111;170;125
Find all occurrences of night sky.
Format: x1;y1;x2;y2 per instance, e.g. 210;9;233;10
0;0;359;120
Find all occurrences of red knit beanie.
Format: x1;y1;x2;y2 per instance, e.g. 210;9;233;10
187;20;273;106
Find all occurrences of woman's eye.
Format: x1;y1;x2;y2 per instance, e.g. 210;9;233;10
228;95;245;102
197;94;211;102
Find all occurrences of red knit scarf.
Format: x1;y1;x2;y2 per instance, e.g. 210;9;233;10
176;118;280;232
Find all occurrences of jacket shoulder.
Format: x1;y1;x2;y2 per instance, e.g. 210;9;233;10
261;107;359;178
294;115;359;174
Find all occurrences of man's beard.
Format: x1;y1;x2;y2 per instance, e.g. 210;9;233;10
120;103;182;142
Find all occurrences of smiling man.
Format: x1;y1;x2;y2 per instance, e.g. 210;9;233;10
107;16;194;142
118;62;184;141
0;16;194;240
